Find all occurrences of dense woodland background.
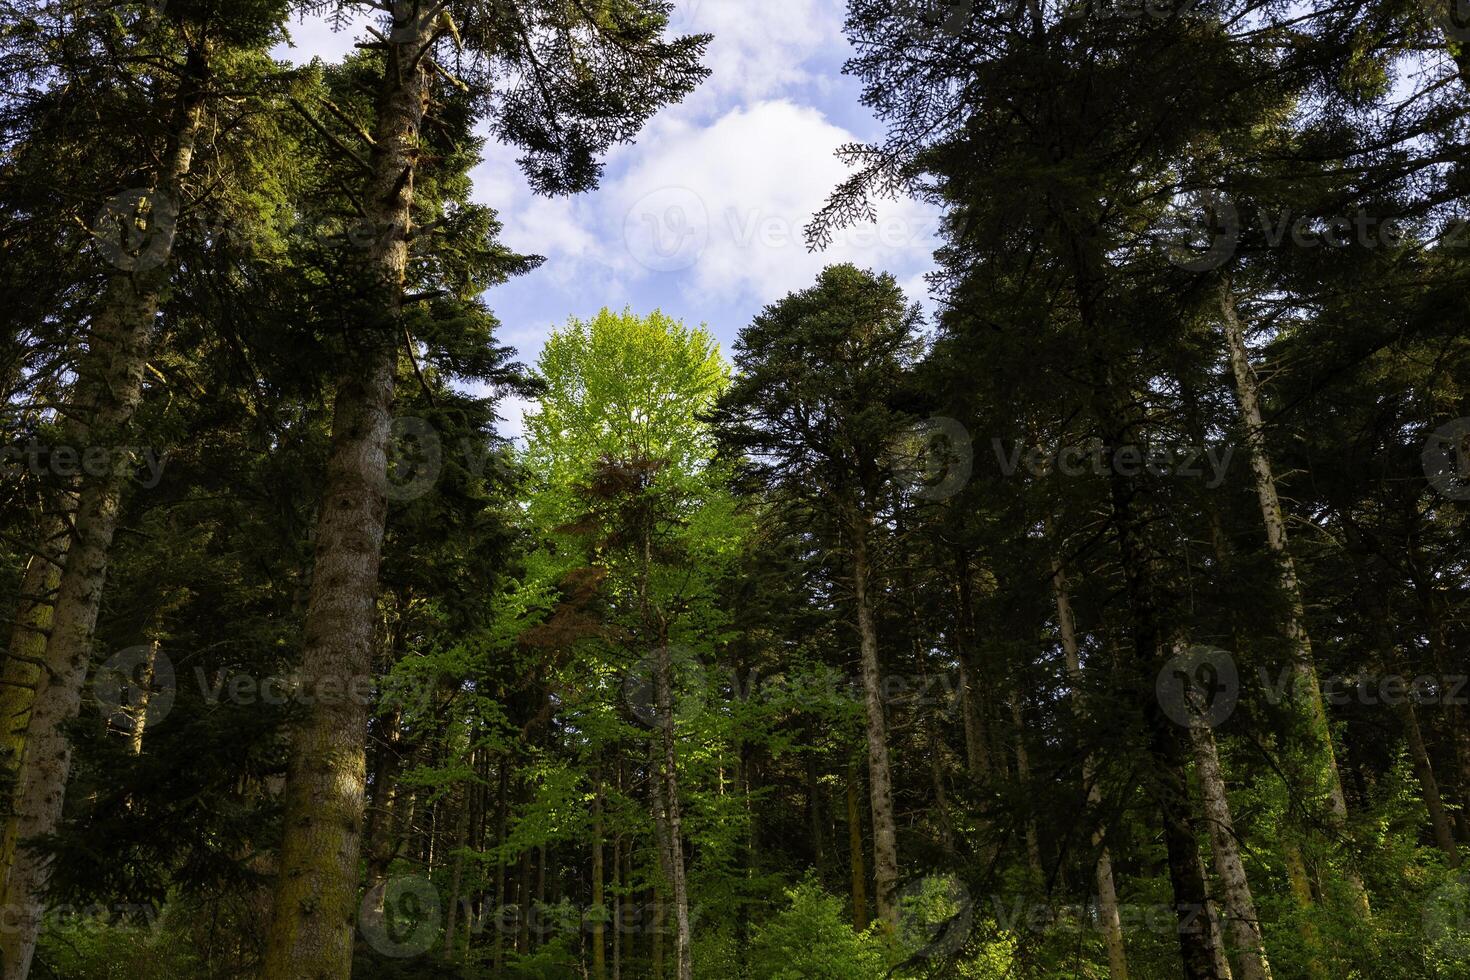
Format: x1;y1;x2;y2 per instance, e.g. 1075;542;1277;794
1;0;1469;978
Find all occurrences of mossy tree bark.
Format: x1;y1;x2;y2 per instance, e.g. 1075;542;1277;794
261;13;433;977
0;53;207;978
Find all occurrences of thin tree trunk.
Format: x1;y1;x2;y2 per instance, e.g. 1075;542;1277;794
1049;552;1129;980
1401;699;1460;865
593;770;606;980
536;842;547;948
847;760;868;931
261;15;433;977
1059;224;1227;977
0;58;207;976
655;634;693;980
1198;853;1235;980
1361;586;1462;867
806;752;826;869
1219;282;1369;916
1008;689;1044;881
125;639;159;755
517;847;532;954
493;764;508;971
612;827;622;980
1189;711;1273;980
850;512;900;931
1094;388;1226;978
442;782;470;960
950;554;993;784
1403;549;1470;852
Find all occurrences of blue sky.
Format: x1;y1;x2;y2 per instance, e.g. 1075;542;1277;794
277;1;940;437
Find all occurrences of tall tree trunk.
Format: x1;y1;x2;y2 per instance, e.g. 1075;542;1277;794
517;847;532;954
612;826;623;980
850;511;900;930
847;760;868;931
1049;552;1129;980
442;782;470;960
0;56;207;976
124;638;160;756
806;752;826;869
1198;853;1236;980
1008;688;1044;881
1059;220;1228;979
1403;547;1470;852
592;769;606;980
655;635;693;980
1361;585;1462;866
952;555;992;781
493;764;508;971
1189;711;1273;980
261;16;432;978
1401;699;1460;866
1218;283;1369;915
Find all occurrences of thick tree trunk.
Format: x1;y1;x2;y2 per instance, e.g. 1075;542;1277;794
1219;283;1369;915
0;66;206;977
0;517;66;795
850;513;900;931
1049;553;1129;980
847;761;868;931
261;17;432;979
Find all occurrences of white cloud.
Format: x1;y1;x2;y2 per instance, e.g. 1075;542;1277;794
668;0;847;112
604;100;940;308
